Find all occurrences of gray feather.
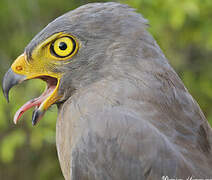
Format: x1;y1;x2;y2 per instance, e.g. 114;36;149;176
25;2;212;180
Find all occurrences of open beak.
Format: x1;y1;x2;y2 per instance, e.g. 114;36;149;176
2;53;61;126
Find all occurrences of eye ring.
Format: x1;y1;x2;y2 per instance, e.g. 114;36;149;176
50;36;77;58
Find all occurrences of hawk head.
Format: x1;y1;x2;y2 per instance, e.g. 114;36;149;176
2;3;149;125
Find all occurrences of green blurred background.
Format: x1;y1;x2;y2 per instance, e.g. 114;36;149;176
0;0;211;179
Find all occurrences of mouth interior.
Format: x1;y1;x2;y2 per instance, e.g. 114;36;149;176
13;76;58;124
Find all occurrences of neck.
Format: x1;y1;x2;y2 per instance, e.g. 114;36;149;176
60;29;179;103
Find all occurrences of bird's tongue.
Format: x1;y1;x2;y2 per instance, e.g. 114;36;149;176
13;86;55;124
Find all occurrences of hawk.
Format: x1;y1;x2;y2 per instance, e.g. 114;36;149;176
3;2;212;180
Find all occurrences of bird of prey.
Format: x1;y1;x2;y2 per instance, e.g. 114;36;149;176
2;2;212;180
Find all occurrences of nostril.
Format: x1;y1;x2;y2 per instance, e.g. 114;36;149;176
16;66;23;71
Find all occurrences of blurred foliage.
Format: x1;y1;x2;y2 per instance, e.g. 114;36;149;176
0;0;211;179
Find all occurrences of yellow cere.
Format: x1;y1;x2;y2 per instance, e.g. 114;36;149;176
11;33;79;78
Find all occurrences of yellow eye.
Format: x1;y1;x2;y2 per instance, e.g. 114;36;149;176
51;36;76;58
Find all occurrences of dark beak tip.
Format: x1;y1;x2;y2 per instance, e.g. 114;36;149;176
1;85;9;103
32;109;45;126
2;68;25;103
3;91;9;103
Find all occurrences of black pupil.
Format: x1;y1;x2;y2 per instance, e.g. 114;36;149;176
59;42;67;50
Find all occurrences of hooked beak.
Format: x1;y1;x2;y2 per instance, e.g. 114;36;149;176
2;53;61;126
2;68;26;102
